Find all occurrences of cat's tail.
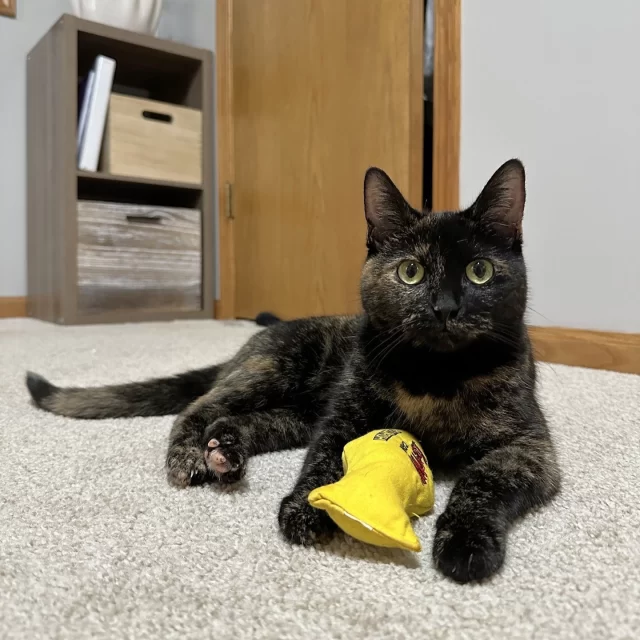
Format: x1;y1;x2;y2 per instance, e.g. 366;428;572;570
255;312;282;327
25;364;221;419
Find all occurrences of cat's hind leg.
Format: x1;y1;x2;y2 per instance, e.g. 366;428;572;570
166;355;308;487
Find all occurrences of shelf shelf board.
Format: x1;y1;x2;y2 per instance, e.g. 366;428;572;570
68;14;211;63
77;170;203;191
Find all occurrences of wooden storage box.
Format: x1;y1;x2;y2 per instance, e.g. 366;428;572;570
102;93;203;185
77;200;202;315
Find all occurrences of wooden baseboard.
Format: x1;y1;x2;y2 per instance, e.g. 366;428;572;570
0;296;27;318
529;326;640;375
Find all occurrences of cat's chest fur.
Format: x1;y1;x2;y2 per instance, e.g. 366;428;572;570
373;338;519;437
385;380;502;469
391;383;469;433
381;358;520;465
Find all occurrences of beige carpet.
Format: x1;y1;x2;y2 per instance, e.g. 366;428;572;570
1;318;639;639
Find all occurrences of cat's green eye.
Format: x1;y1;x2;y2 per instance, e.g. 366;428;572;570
465;259;494;285
397;260;425;285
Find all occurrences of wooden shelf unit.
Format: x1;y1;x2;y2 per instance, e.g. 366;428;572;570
27;14;214;325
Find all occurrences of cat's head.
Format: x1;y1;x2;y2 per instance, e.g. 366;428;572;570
360;159;527;351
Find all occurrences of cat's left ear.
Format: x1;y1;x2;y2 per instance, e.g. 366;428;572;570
469;159;526;242
364;168;421;250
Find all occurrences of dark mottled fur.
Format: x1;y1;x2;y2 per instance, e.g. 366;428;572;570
27;159;560;583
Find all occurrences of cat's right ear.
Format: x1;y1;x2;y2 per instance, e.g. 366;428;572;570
469;159;526;243
364;168;421;250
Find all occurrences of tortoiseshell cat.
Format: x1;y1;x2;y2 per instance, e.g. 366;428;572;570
27;159;560;583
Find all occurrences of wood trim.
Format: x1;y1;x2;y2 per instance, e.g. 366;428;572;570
408;0;425;210
0;297;27;318
214;0;236;319
529;326;640;375
432;0;461;211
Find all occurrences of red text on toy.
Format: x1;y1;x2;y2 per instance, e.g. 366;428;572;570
408;442;429;485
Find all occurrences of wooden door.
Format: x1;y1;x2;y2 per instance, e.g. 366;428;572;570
217;0;424;320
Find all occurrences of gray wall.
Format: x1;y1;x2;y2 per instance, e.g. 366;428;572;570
0;0;68;297
0;0;215;298
157;0;215;51
461;0;640;333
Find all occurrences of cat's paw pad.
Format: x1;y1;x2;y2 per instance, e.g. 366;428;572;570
432;514;506;584
278;492;336;546
203;418;247;484
166;446;209;488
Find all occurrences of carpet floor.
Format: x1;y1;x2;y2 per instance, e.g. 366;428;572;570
1;318;639;639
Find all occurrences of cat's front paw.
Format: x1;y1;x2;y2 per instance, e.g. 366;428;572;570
166;445;209;488
432;512;506;584
203;417;248;484
278;491;336;546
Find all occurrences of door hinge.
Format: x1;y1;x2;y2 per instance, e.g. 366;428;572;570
225;182;234;219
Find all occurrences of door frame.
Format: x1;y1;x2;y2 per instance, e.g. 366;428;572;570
214;0;461;319
214;0;236;319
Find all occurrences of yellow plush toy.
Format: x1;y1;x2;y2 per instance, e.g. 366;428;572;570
308;429;435;552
